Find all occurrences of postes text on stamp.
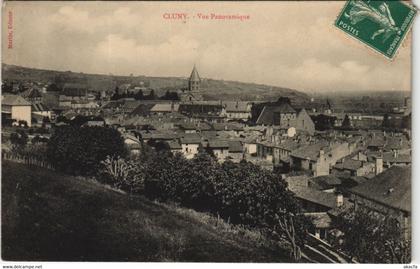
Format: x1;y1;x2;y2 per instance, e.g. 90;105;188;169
335;0;417;59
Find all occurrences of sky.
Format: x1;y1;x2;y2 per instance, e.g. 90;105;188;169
2;1;412;93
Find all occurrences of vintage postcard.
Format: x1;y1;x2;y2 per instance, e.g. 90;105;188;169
1;0;414;266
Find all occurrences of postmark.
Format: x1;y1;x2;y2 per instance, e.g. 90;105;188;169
335;0;417;59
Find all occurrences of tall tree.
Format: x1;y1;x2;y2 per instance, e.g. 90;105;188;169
47;126;127;175
333;208;410;263
341;114;352;130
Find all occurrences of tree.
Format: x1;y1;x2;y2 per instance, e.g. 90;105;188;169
111;86;121;100
10;129;28;150
147;89;156;100
161;90;179;101
333;208;410;263
134;89;144;100
47;126;127;175
46;83;60;92
341;114;352;130
270;212;312;261
100;156;145;193
311;114;336;131
140;148;311;261
382;113;391;128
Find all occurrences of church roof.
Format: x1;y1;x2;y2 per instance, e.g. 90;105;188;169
189;65;201;82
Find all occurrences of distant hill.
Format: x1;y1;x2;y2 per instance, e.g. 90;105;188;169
2;64;309;104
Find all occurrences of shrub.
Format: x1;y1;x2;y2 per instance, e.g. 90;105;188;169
10;129;28;151
100;156;145;193
333;208;411;263
47;126;127;175
141;150;310;260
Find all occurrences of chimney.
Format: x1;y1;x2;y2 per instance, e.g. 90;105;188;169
393;150;398;159
375;156;383;175
336;193;344;207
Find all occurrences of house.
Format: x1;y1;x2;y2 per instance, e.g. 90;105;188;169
167;140;183;154
382;152;411;167
227;140;244;162
177;122;212;134
150;103;179;115
287;175;347;241
2;94;32;126
140;131;181;144
223;101;252;121
295;108;315;135
123;133;142;155
256;102;315;134
244;138;258;155
332;158;375;177
179;102;225;121
304;212;333;240
308;175;342;193
204;139;230;162
272;140;302;168
180;134;202;159
349;165;411;238
256;102;297;128
290;141;355;176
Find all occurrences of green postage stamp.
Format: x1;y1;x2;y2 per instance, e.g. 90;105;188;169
335;0;417;59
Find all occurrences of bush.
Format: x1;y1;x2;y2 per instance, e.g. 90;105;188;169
142;151;302;224
47;126;127;175
100;156;145;193
10;129;28;151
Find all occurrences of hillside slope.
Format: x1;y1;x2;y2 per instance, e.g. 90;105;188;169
1;161;290;262
2;63;309;103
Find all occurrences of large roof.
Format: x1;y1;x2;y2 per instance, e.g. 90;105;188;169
150;103;180;113
290;141;329;161
333;159;364;171
289;184;338;209
189;65;201;82
2;94;31;106
256;103;296;125
223;101;251;112
228;140;244;153
350;165;411;212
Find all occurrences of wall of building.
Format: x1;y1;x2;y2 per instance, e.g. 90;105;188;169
182;143;200;159
12;106;32;126
296;109;315;135
212;148;229;162
245;143;257;154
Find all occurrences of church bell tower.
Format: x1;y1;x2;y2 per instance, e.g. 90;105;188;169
188;65;201;91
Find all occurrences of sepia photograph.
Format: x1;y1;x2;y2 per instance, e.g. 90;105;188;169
1;0;416;265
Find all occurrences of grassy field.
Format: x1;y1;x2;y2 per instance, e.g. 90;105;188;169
1;161;291;262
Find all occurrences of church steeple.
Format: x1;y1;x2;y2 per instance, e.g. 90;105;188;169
188;65;201;91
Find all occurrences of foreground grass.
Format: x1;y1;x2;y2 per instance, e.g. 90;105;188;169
1;161;291;262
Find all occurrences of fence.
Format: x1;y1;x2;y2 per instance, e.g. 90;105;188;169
2;151;54;170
